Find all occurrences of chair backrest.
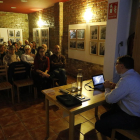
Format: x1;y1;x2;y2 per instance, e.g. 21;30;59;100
8;61;32;83
0;65;8;82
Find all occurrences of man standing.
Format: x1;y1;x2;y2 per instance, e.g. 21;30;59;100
95;55;140;140
50;45;67;86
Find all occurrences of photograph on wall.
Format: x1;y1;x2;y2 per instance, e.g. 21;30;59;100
90;41;98;55
69;29;76;39
99;25;106;40
98;42;105;56
90;26;98;40
0;38;4;44
44;38;48;45
77;40;84;50
8;30;14;38
15;30;21;37
36;37;39;45
77;29;85;39
41;29;45;37
15;38;21;43
41;38;45;45
9;38;15;43
44;29;48;37
70;40;76;49
36;30;39;37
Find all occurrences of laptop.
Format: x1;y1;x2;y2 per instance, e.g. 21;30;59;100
92;74;105;91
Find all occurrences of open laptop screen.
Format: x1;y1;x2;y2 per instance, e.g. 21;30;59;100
92;74;105;86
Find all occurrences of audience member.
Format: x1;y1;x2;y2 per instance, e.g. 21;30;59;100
3;45;20;65
13;42;23;58
42;44;52;57
33;46;51;90
8;41;12;47
21;45;35;64
30;42;37;54
50;45;67;86
25;40;29;45
0;45;6;65
95;55;140;140
18;41;24;52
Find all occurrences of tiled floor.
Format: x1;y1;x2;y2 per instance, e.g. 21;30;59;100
0;75;110;140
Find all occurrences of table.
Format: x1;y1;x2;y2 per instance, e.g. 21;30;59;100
42;80;106;140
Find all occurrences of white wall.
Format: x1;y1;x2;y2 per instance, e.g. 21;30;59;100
103;0;132;83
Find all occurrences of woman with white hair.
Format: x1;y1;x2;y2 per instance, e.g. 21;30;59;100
21;45;35;64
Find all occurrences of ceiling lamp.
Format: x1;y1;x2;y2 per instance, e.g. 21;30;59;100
0;1;3;3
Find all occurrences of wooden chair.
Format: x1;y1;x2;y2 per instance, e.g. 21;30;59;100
111;129;140;140
0;65;14;104
9;62;34;103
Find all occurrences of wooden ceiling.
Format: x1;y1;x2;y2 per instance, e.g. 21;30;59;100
0;0;68;14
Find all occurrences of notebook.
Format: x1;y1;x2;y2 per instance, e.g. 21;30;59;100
92;74;105;91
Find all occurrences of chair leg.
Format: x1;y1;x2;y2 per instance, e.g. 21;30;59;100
111;129;116;140
17;87;20;103
11;87;14;104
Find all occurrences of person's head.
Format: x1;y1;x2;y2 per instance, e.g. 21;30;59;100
19;41;22;45
12;42;18;49
42;44;47;52
32;41;36;48
24;45;31;54
0;45;5;52
8;41;12;46
115;55;134;74
29;43;33;49
9;45;15;55
36;46;45;58
25;40;29;45
53;45;60;55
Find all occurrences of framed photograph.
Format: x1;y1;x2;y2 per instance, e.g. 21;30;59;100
90;26;98;40
99;25;106;40
90;41;98;55
98;42;105;56
15;38;21;42
9;38;15;43
36;37;39;44
44;38;48;45
69;29;76;39
41;38;45;44
41;29;45;37
15;30;21;37
0;38;4;44
8;30;14;38
70;40;76;49
36;30;39;37
77;29;85;39
44;29;48;37
77;40;85;50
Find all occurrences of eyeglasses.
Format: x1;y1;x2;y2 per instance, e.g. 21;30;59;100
116;62;121;65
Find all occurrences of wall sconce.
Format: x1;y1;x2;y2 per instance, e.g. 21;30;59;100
37;17;49;27
84;7;93;22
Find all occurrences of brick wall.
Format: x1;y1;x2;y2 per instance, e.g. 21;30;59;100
0;11;29;44
63;0;108;79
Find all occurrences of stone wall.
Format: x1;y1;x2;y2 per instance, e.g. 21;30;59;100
63;0;108;80
0;11;29;44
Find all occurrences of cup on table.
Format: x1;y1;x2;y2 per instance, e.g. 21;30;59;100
71;82;77;93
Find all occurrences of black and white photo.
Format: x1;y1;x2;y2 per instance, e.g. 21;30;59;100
77;29;85;39
70;40;76;49
8;30;14;38
99;42;105;56
9;38;15;43
69;29;76;39
77;40;84;50
90;26;98;40
90;41;97;55
99;25;106;40
15;30;21;37
41;29;44;37
44;30;48;37
15;38;20;42
36;30;39;37
0;38;4;44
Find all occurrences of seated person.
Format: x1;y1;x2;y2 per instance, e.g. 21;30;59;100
0;44;6;65
30;42;37;55
13;42;23;58
95;55;140;140
33;46;52;90
42;44;53;57
50;45;67;86
8;40;12;47
18;41;24;52
3;45;20;65
21;45;35;64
